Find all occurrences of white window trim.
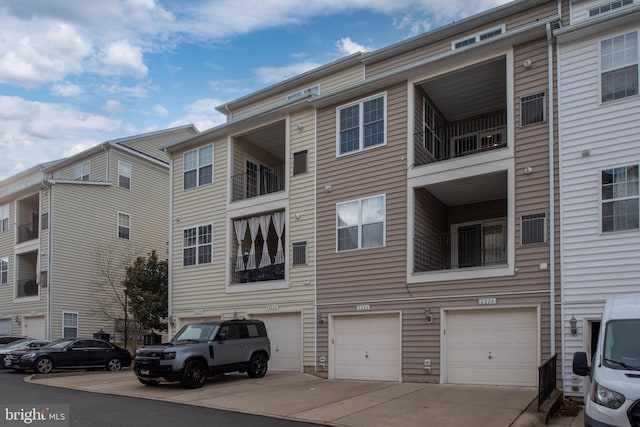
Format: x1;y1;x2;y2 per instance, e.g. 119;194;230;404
450;218;507;269
62;311;78;338
118;160;131;190
452;25;506;50
182;223;214;267
599;30;639;104
183;144;214;190
244;155;274;198
336;194;386;252
74;161;90;181
599;164;640;233
335;92;388;157
0;256;8;285
117;212;131;240
0;204;9;233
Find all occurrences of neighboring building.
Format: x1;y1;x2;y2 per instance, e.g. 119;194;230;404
556;0;640;396
311;0;563;385
0;125;197;341
164;55;364;374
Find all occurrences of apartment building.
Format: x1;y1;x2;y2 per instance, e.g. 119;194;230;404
0;125;197;341
164;55;364;374
556;0;640;396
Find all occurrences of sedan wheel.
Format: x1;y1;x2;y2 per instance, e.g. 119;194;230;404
35;357;53;374
106;358;122;371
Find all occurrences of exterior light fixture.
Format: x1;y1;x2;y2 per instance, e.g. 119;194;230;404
570;316;578;335
425;308;433;324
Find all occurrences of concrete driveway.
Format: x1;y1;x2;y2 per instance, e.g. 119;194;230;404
27;370;557;427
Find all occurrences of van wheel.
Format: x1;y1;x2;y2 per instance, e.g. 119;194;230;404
181;360;207;389
247;353;268;378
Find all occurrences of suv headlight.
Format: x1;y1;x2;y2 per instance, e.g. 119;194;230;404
593;382;625;409
161;352;176;360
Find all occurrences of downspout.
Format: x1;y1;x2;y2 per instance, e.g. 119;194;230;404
546;22;556;357
43;179;53;340
165;149;174;338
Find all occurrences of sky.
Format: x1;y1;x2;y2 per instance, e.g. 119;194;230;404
0;0;511;181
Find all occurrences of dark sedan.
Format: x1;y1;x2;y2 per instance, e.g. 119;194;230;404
0;338;50;367
5;338;132;373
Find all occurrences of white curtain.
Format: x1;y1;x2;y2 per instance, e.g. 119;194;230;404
258;215;272;268
272;211;286;264
234;219;247;271
247;217;260;270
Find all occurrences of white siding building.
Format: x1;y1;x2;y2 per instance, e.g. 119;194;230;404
556;0;640;396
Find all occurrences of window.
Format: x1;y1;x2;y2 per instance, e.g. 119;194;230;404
118;161;131;189
292;241;307;265
293;150;308;175
62;312;78;339
1;257;7;284
337;195;385;251
521;213;547;245
590;0;633;17
521;93;546;126
183;224;213;266
453;25;505;49
337;94;386;156
452;219;506;268
41;213;48;230
184;144;213;190
74;161;90;181
601;31;638;102
118;212;130;240
602;165;639;232
423;99;444;159
0;204;8;232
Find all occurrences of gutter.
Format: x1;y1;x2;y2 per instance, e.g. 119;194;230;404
546;22;556;357
42;179;53;340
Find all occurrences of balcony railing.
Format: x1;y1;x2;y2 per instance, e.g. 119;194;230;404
16;224;38;244
231;164;285;202
16;278;39;298
230;257;285;284
415;110;507;166
414;229;507;272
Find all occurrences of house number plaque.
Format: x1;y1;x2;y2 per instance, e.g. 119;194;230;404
478;298;497;305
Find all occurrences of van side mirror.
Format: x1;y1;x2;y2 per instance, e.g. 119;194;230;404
573;352;591;377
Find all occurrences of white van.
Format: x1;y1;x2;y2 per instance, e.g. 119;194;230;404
573;294;640;427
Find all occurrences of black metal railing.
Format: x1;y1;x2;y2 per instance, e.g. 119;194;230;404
16;278;39;298
414;228;506;272
538;354;557;411
230;257;285;284
231;164;285;202
16;223;38;243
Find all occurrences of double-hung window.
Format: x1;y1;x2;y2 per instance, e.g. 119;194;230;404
0;204;8;232
118;161;131;189
337;94;386;156
601;31;638;102
184;144;213;189
74;161;90;181
62;312;78;338
337;195;385;251
602;165;639;232
183;224;213;266
1;257;7;284
118;212;131;240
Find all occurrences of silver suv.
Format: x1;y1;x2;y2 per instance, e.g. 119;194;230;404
134;319;270;388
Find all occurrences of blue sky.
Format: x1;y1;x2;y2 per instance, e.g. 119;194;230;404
0;0;510;180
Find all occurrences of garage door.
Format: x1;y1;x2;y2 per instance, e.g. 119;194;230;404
22;316;45;339
332;313;401;382
445;308;537;386
0;318;11;335
258;313;302;372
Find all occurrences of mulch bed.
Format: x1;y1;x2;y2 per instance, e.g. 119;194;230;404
556;398;583;417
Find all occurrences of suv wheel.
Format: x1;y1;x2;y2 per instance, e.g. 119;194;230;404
181;360;207;389
247;352;268;378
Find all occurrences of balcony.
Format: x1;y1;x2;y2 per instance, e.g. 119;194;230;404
412;171;508;274
16;223;38;244
414;56;507;167
16;278;39;298
231;120;286;203
15;250;39;298
16;193;40;244
230;210;286;285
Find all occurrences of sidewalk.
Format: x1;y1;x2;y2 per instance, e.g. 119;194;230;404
27;370;582;427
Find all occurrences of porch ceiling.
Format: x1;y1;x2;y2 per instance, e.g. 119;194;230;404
238;120;285;159
423;171;506;206
417;57;506;122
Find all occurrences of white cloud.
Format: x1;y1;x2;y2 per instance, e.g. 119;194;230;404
254;61;321;85
169;98;227;132
98;39;148;77
335;37;371;55
153;105;168;116
104;99;123;113
51;82;84;97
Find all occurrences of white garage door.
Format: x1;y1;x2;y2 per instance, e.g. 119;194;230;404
258;313;302;372
22;316;45;339
332;313;401;382
0;318;11;335
446;308;538;386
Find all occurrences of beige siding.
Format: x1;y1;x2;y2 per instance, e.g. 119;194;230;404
51;150;108;182
120;126;197;163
